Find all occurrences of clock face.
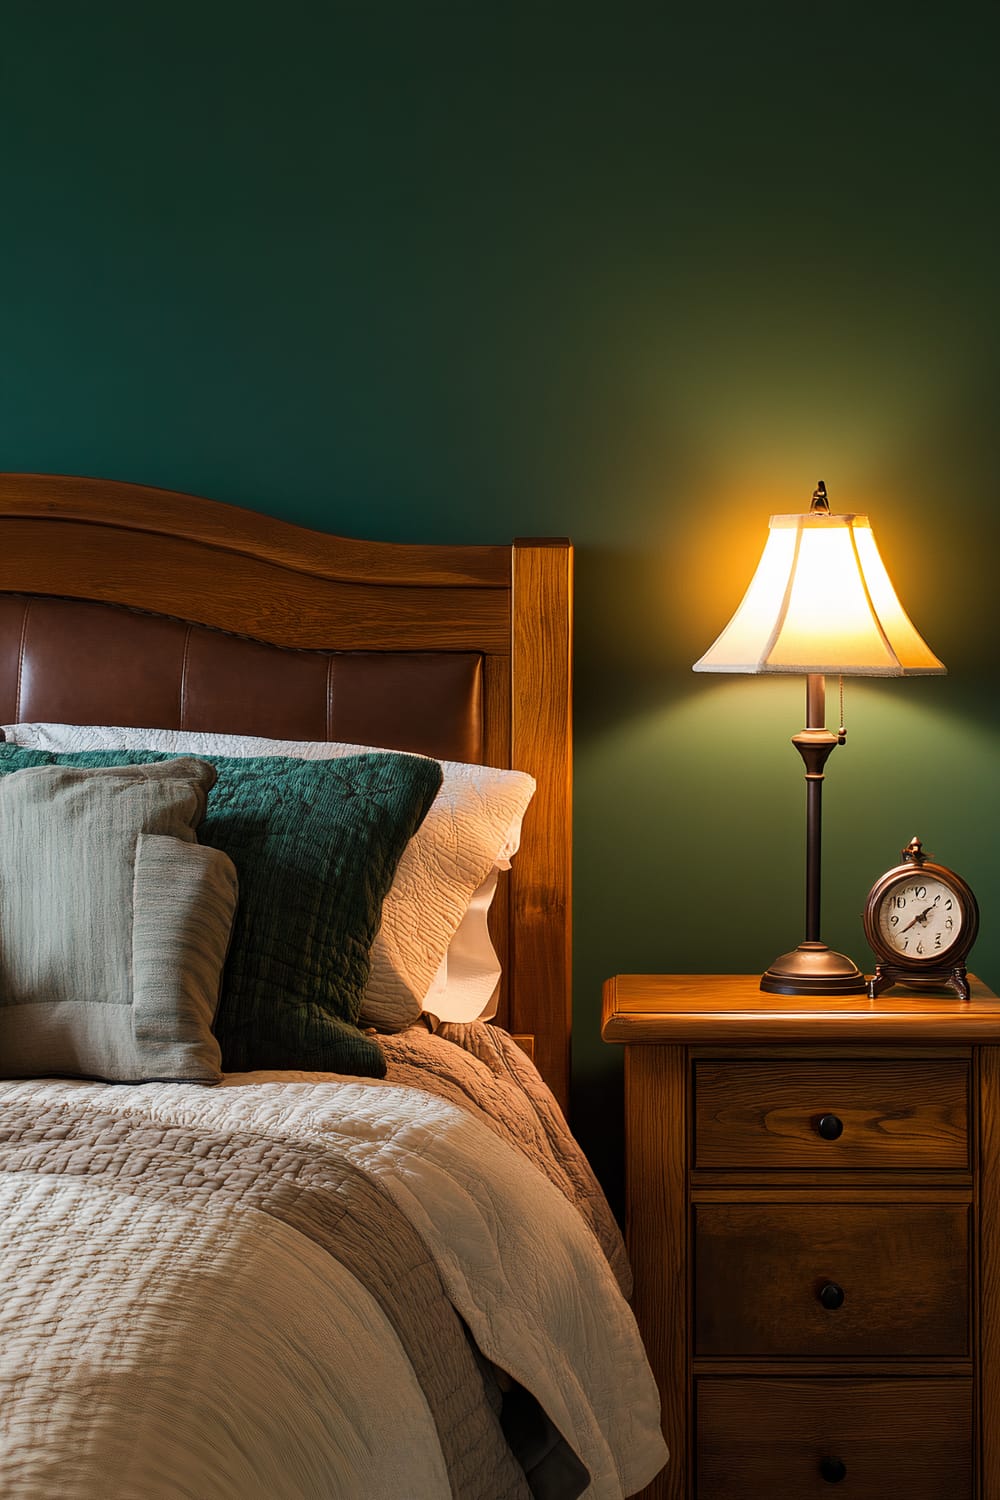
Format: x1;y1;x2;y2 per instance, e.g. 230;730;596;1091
877;874;963;961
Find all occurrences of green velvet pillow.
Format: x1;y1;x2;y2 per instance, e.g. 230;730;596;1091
0;745;443;1077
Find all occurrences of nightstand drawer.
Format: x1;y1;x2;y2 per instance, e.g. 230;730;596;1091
693;1058;969;1169
694;1203;970;1357
696;1377;972;1499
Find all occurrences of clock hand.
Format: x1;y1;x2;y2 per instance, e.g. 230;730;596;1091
901;906;936;932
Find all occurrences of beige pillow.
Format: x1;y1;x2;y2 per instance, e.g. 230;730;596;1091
0;758;238;1083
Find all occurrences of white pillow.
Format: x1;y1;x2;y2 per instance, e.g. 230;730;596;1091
3;723;535;1032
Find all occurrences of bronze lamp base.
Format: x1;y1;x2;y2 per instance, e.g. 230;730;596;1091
761;940;867;996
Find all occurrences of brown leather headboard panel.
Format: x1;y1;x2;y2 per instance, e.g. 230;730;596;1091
0;595;483;762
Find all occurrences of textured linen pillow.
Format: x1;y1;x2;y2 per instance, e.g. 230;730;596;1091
3;724;536;1032
0;745;443;1075
0;758;238;1083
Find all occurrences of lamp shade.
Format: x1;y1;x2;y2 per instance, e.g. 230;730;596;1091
693;509;946;677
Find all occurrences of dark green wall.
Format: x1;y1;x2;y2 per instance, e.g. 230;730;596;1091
3;4;997;1201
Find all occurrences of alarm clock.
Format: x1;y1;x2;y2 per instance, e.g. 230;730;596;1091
864;837;979;1001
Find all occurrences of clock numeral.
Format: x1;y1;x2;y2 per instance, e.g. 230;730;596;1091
935;933;943;950
916;941;924;956
914;885;927;900
945;898;953;911
946;918;954;930
889;914;899;927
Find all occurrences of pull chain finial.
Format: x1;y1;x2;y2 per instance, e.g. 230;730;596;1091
811;479;831;514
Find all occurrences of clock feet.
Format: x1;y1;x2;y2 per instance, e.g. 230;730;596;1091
867;967;893;1000
761;941;868;996
868;963;971;1002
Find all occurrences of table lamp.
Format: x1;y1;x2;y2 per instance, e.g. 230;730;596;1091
693;480;946;994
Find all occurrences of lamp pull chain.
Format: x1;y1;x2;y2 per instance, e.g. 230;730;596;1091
837;675;847;746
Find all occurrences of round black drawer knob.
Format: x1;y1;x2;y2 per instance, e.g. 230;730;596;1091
816;1113;844;1140
820;1457;848;1483
818;1281;845;1310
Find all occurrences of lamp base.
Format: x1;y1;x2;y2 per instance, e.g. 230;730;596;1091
761;941;867;996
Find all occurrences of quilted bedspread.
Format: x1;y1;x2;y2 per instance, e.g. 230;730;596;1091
0;1024;667;1500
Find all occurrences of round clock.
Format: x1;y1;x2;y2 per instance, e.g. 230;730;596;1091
864;837;979;1000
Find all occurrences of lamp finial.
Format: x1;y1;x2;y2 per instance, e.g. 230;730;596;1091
811;480;830;514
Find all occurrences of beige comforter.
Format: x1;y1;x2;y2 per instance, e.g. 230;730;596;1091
0;1024;667;1499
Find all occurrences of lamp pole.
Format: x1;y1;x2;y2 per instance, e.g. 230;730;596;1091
798;673;840;943
760;672;866;995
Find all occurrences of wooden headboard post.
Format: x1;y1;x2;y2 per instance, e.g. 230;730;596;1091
0;474;573;1114
511;539;573;1113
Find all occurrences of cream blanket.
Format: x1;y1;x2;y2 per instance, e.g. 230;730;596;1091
0;1054;666;1499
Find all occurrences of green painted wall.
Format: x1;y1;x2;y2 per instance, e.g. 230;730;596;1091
3;5;997;1202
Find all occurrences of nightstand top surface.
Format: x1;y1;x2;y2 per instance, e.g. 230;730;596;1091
602;972;1000;1045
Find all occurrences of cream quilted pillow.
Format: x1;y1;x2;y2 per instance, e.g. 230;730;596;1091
3;724;535;1032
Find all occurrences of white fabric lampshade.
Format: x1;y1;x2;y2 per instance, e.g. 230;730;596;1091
693;510;946;677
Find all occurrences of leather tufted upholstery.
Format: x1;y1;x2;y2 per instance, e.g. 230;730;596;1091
0;595;483;762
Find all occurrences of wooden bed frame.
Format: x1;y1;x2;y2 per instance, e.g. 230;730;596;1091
0;473;573;1112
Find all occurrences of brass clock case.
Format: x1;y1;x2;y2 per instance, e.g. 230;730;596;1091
863;838;979;1001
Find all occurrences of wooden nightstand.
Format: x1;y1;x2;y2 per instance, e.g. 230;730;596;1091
602;974;1000;1500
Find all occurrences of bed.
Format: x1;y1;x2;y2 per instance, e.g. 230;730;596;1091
0;474;667;1500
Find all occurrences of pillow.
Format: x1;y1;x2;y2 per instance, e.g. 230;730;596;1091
3;724;536;1032
0;745;443;1074
0;758;238;1083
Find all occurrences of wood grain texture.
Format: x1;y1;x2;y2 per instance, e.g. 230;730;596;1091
693;1185;972;1203
602;972;1000;1044
483;652;513;1031
978;1046;1000;1498
694;1357;973;1377
0;519;510;651
694;1203;970;1358
696;1378;973;1499
0;472;511;586
510;539;572;1116
608;976;999;1497
625;1045;687;1500
0;474;573;1110
694;1058;970;1169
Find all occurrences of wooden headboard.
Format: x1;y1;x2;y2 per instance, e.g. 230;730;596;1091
0;474;573;1111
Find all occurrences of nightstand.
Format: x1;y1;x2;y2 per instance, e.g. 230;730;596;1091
602;974;1000;1500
